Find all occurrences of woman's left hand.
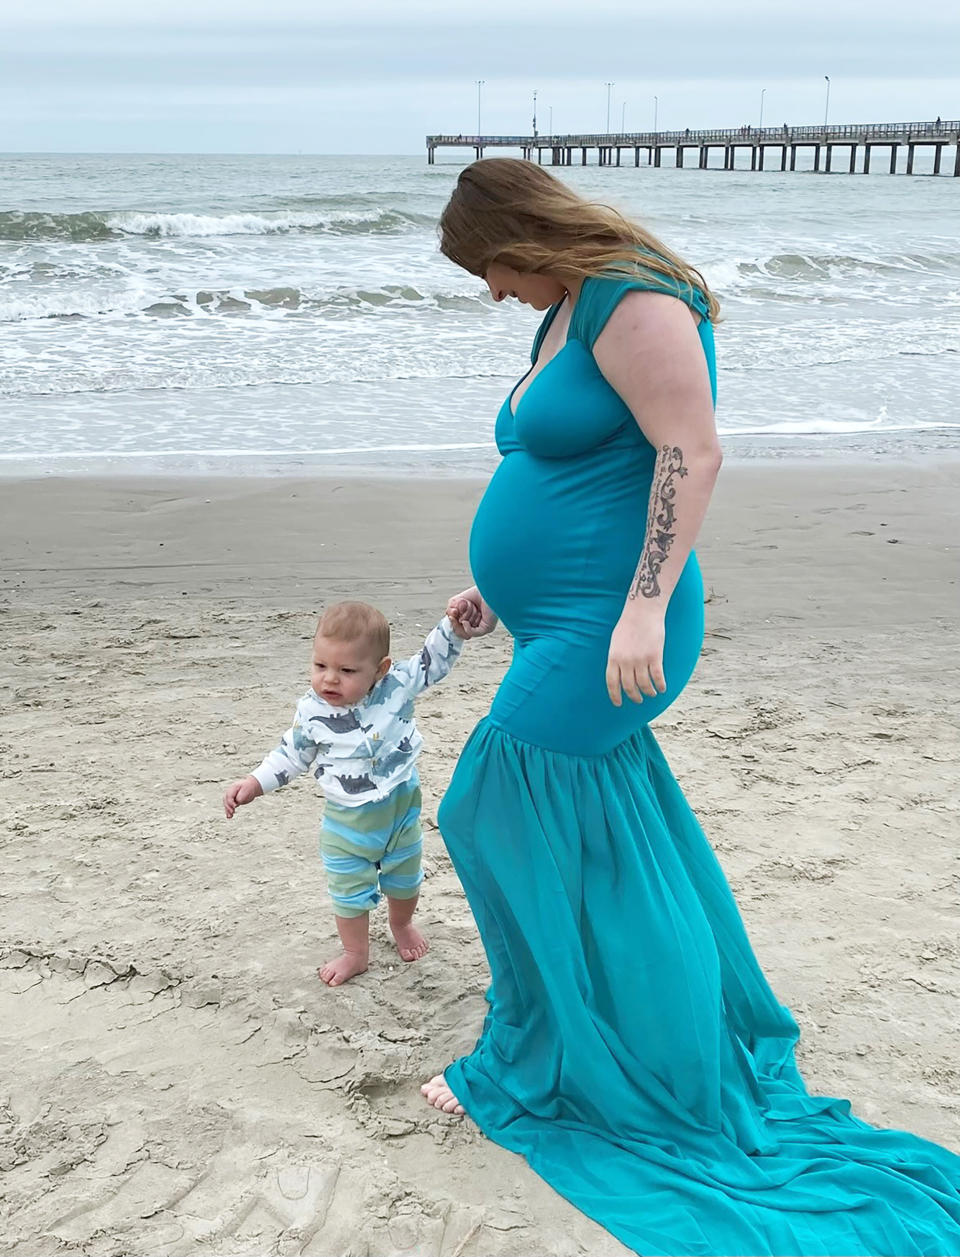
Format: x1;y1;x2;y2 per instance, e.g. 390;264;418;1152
606;607;667;706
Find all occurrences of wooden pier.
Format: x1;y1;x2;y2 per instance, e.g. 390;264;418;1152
427;120;960;175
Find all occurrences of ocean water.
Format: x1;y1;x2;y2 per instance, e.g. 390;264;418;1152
1;152;958;476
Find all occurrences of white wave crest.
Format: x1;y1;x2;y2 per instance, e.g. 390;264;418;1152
0;282;491;324
106;208;410;238
0;288;153;322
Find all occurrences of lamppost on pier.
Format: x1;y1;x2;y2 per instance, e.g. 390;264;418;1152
759;87;766;130
653;95;659;133
605;82;614;132
476;79;484;135
823;75;830;127
532;88;538;137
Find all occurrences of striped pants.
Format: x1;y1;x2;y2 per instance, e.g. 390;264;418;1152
320;774;423;918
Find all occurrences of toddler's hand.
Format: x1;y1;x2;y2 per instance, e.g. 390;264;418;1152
446;586;497;639
447;600;474;639
447;594;481;631
223;775;263;819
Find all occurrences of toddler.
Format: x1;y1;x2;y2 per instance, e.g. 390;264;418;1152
223;601;466;986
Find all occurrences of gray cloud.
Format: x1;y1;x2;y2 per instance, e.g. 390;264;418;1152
1;1;957;152
5;13;960;84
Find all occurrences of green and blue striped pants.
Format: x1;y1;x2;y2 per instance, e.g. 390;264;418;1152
320;773;423;918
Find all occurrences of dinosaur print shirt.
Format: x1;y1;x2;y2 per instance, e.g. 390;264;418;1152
251;617;464;807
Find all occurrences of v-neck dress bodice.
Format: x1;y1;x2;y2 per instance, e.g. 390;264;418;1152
469;273;715;755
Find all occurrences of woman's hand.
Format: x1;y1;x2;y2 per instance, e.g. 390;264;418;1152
446;586;499;639
606;605;667;706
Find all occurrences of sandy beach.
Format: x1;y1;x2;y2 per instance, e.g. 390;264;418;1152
2;460;958;1257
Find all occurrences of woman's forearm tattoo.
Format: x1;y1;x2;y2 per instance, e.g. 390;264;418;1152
630;445;688;600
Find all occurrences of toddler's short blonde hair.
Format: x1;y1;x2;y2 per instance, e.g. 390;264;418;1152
315;601;390;661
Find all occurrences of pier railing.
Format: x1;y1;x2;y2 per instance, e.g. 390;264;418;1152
427;120;960;174
428;120;959;148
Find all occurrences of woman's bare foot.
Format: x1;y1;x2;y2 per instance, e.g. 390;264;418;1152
317;949;368;987
420;1073;464;1115
391;920;429;962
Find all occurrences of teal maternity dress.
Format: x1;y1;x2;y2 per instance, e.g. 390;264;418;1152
436;271;960;1256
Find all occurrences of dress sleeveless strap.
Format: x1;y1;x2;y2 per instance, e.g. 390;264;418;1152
570;266;710;352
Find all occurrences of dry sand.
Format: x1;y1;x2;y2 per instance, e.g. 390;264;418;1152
1;461;958;1256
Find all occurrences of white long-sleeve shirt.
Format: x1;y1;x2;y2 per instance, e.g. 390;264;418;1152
251;617;463;807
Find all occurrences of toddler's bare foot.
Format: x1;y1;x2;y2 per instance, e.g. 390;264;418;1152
390;921;429;963
421;1073;464;1115
317;950;368;987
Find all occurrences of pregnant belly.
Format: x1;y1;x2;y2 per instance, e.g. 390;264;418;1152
471;450;705;754
470;449;649;639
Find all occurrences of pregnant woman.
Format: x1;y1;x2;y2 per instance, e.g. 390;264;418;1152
421;158;960;1256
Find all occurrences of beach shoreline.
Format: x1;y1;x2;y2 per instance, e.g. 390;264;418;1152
2;460;958;1255
2;424;958;483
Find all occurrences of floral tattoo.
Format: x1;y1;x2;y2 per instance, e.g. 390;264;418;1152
630;445;688;599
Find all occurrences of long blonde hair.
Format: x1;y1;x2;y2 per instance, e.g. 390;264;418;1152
439;157;719;323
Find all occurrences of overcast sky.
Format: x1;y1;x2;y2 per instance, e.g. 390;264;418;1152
2;0;958;153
